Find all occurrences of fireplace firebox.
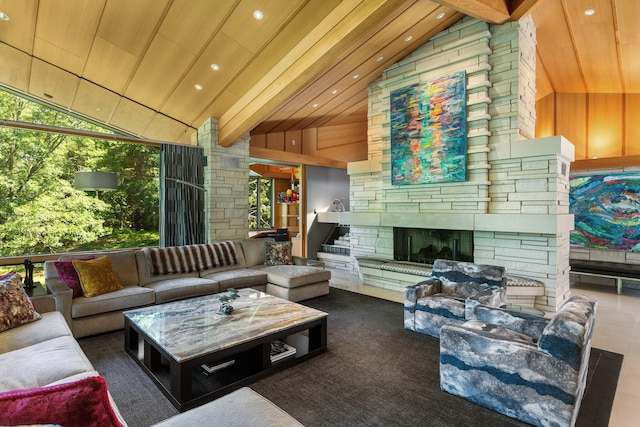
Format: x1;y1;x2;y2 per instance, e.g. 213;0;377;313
393;227;473;264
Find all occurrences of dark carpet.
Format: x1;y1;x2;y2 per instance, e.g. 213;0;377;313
79;288;623;427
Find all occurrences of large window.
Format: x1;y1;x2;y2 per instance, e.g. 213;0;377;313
248;177;273;229
0;89;160;260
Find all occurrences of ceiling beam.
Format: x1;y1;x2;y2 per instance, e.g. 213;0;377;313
217;0;407;147
434;0;510;23
508;0;545;21
250;146;347;169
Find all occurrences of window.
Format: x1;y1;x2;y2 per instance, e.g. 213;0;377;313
248;177;273;229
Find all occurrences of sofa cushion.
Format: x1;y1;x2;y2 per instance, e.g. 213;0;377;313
256;265;331;288
71;285;155;319
0;312;71;354
265;241;292;266
59;250;139;287
0;336;94;392
73;256;123;298
0;375;123;427
241;238;273;267
201;269;267;291
0;272;41;333
53;256;95;298
143;241;239;276
416;294;466;319
145;277;220;304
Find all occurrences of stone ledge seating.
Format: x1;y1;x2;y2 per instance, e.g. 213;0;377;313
570;259;640;294
0;298;303;426
356;256;545;287
44;238;330;338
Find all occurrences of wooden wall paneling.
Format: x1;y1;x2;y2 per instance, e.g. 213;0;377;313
250;134;267;148
625;94;640;156
285;130;302;154
587;93;623;158
302;128;318;156
266;132;285;151
316;122;366;149
556;93;587;160
535;93;555;138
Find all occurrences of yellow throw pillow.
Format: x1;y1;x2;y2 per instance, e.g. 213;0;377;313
72;256;123;298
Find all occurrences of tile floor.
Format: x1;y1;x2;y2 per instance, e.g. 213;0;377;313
329;272;640;427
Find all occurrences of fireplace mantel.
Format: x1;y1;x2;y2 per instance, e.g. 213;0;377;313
317;211;574;235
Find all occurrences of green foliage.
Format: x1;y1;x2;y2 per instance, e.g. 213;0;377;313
248;177;273;229
0;90;159;257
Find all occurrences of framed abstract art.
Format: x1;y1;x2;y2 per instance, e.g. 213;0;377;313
570;172;640;250
390;71;467;185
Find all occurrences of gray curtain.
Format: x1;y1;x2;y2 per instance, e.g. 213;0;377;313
159;144;206;246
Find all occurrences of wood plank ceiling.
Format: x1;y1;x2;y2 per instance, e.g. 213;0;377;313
0;0;636;150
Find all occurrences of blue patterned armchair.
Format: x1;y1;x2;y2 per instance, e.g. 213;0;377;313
440;294;597;427
403;259;507;338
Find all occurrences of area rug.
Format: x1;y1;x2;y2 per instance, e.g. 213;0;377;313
79;288;623;427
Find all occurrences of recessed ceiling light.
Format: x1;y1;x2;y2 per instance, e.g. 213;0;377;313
0;11;9;21
194;84;203;90
404;35;413;42
376;56;384;62
311;103;319;108
352;74;359;79
436;12;446;19
253;10;264;20
584;9;595;16
331;89;338;95
210;63;220;71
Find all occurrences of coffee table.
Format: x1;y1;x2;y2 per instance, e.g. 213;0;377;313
123;288;328;412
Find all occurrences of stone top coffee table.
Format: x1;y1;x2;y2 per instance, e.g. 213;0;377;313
124;288;328;412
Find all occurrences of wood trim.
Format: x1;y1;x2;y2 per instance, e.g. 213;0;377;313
249;146;347;169
572;156;640;171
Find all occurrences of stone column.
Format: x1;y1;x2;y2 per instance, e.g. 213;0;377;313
197;118;250;242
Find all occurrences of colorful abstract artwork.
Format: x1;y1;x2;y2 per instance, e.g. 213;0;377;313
390;71;467;185
570;173;640;250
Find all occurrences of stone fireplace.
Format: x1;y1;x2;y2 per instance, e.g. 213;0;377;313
393;227;473;264
318;17;575;312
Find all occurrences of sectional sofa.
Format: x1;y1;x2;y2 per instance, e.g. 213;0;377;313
44;238;330;338
0;279;303;426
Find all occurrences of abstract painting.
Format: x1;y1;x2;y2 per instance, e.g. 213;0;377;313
570;173;640;250
390;71;467;185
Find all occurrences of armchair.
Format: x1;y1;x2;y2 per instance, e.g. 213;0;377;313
440;294;597;427
403;259;507;338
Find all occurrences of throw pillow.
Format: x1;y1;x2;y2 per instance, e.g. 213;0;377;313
0;375;123;427
264;241;292;266
53;256;95;298
0;271;16;280
0;272;41;333
72;256;123;298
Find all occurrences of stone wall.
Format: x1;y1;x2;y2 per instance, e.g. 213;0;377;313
344;17;574;311
198;118;250;242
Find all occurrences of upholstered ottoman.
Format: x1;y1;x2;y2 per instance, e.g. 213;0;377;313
153;387;304;426
259;265;331;302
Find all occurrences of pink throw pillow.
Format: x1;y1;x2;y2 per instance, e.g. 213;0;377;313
53;256;95;298
0;375;123;427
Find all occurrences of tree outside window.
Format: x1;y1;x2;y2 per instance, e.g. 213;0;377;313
248;178;273;229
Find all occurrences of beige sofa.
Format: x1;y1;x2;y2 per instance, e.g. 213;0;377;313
45;238;330;337
0;296;303;426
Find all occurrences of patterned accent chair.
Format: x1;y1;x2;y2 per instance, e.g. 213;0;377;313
403;259;507;338
440;294;597;427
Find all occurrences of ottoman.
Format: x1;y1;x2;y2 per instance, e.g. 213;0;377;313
260;265;331;302
153;387;304;426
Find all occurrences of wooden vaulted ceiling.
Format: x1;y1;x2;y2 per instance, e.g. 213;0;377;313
0;0;636;150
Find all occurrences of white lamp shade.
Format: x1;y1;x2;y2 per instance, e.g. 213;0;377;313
74;171;118;191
